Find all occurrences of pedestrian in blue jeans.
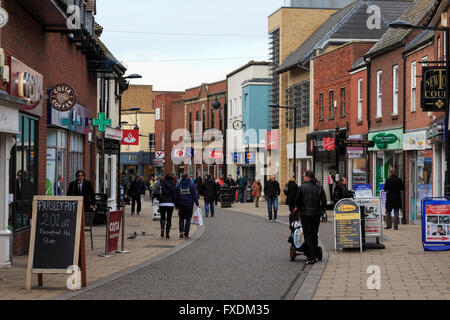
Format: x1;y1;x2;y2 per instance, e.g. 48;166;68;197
200;175;218;217
264;175;281;223
175;174;199;239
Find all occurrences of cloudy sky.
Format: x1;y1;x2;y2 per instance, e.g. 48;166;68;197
96;0;284;91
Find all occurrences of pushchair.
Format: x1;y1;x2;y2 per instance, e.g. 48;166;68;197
288;210;323;262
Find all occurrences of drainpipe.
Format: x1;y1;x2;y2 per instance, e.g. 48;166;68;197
402;50;407;225
364;56;371;191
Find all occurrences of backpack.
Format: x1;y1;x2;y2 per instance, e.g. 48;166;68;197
152;182;163;201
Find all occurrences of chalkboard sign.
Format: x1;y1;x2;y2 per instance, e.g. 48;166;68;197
26;196;83;290
334;198;362;252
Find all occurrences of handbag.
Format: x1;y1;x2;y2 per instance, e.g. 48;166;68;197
191;207;204;226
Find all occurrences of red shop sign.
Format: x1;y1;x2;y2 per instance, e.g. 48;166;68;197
323;138;336;151
266;130;280;150
108;211;122;253
121;129;139;145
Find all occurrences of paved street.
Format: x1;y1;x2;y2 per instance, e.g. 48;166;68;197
69;206;313;300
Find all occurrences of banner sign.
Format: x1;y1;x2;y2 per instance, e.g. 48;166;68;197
108;211;122;253
369;129;403;151
422;67;447;112
334;198;362;251
422;199;450;251
266;130;280;150
403;130;430;150
356;198;383;238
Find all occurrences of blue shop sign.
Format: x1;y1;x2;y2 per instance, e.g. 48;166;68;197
47;102;89;134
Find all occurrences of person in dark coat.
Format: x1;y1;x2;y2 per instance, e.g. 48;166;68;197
194;176;203;194
333;177;353;203
129;175;146;215
238;176;248;203
285;177;299;213
175;174;199;239
159;174;178;239
383;168;404;230
295;170;327;265
264;175;281;223
200;175;218;217
67;170;95;213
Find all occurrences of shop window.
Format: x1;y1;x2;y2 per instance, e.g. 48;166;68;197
9;115;39;231
69;134;84;183
46;130;67;196
357;79;363;122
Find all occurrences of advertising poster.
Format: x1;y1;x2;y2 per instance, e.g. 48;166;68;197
356;198;382;237
422;199;450;251
108;211;122;253
354;184;373;198
334;199;362;252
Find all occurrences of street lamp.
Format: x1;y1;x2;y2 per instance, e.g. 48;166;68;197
269;104;297;181
122;107;141;130
211;95;228;177
389;20;450;197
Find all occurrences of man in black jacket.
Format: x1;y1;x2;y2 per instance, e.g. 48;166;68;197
67;170;95;213
264;175;281;223
200;175;218;217
129;175;146;215
383;168;404;230
295;170;327;265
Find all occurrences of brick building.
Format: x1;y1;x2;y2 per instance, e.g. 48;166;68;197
0;0;106;260
154;91;184;176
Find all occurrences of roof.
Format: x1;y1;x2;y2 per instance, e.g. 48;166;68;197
277;0;413;74
365;0;440;57
227;61;270;78
94;23;127;74
405;29;434;51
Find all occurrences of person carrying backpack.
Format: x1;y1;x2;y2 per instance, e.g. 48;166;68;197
175;174;199;239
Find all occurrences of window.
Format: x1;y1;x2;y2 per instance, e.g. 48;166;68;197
189;112;192;133
286;81;310;127
358;79;363;122
377;71;382;118
411;61;417;112
69;134;84;186
202;110;206;131
329;90;335;119
196;111;200;121
422;56;428;67
162;132;165;150
219;109;223;131
10;115;39;231
438;36;441;61
340;87;346;116
161;102;165;121
46;130;67;198
393;65;399;115
319;93;324;120
211;108;215;128
229;100;233;117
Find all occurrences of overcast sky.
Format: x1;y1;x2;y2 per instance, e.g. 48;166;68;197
96;0;283;91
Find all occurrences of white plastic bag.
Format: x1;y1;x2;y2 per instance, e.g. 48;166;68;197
191;207;204;226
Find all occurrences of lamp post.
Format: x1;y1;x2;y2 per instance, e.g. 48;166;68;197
389;20;450;197
270;104;297;181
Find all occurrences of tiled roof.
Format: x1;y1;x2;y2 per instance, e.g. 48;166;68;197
365;0;440;57
276;0;413;73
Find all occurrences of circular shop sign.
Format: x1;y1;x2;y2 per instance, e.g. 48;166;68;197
50;84;77;112
0;8;9;29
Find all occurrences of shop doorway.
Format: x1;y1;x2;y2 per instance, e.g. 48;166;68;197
410;151;432;225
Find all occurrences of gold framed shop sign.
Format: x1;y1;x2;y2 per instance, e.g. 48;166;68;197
422;67;447;112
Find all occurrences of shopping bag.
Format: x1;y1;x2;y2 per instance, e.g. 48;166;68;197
191;207;204;226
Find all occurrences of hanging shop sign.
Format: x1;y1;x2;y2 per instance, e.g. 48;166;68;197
97;138;120;155
422;199;450;251
49;84;77;112
48;103;89;135
368;129;403;151
121;129;139;146
403;130;430;151
426;120;445;145
9;57;44;117
105;127;123;141
266;130;280;150
155;151;165;159
93;113;112;133
422;67;447;112
245;152;256;164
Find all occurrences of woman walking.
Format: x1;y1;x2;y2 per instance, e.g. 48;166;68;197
295;170;327;265
252;179;263;208
285;177;299;213
158;174;177;239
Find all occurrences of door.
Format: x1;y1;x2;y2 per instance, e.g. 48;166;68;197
409;155;416;222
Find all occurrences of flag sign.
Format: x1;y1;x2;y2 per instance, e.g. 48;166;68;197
323;138;335;151
121;130;139;145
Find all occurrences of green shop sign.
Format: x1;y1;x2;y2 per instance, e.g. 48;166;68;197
369;129;403;151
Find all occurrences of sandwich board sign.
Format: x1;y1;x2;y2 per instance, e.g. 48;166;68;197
422;198;450;251
26;196;86;291
334;198;362;252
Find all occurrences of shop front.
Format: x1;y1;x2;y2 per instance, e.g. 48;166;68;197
307;130;346;205
0;94;26;267
287;142;311;185
369;128;404;197
404;130;432;225
427;118;445;198
347;134;369;188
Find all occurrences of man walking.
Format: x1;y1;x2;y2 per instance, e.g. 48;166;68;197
383;168;404;230
175;174;199;239
67;170;95;213
264;175;280;223
200;175;218;217
130;175;146;215
238;176;248;203
295;170;327;265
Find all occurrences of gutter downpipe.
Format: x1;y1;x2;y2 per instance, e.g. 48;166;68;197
402;48;407;225
363;56;371;192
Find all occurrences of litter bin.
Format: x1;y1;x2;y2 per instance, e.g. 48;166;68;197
245;186;253;203
220;184;233;208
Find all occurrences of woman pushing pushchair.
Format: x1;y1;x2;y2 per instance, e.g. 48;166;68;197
289;170;327;265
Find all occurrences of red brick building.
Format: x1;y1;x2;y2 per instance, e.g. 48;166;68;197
154;92;184;176
0;0;108;256
183;80;226;179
